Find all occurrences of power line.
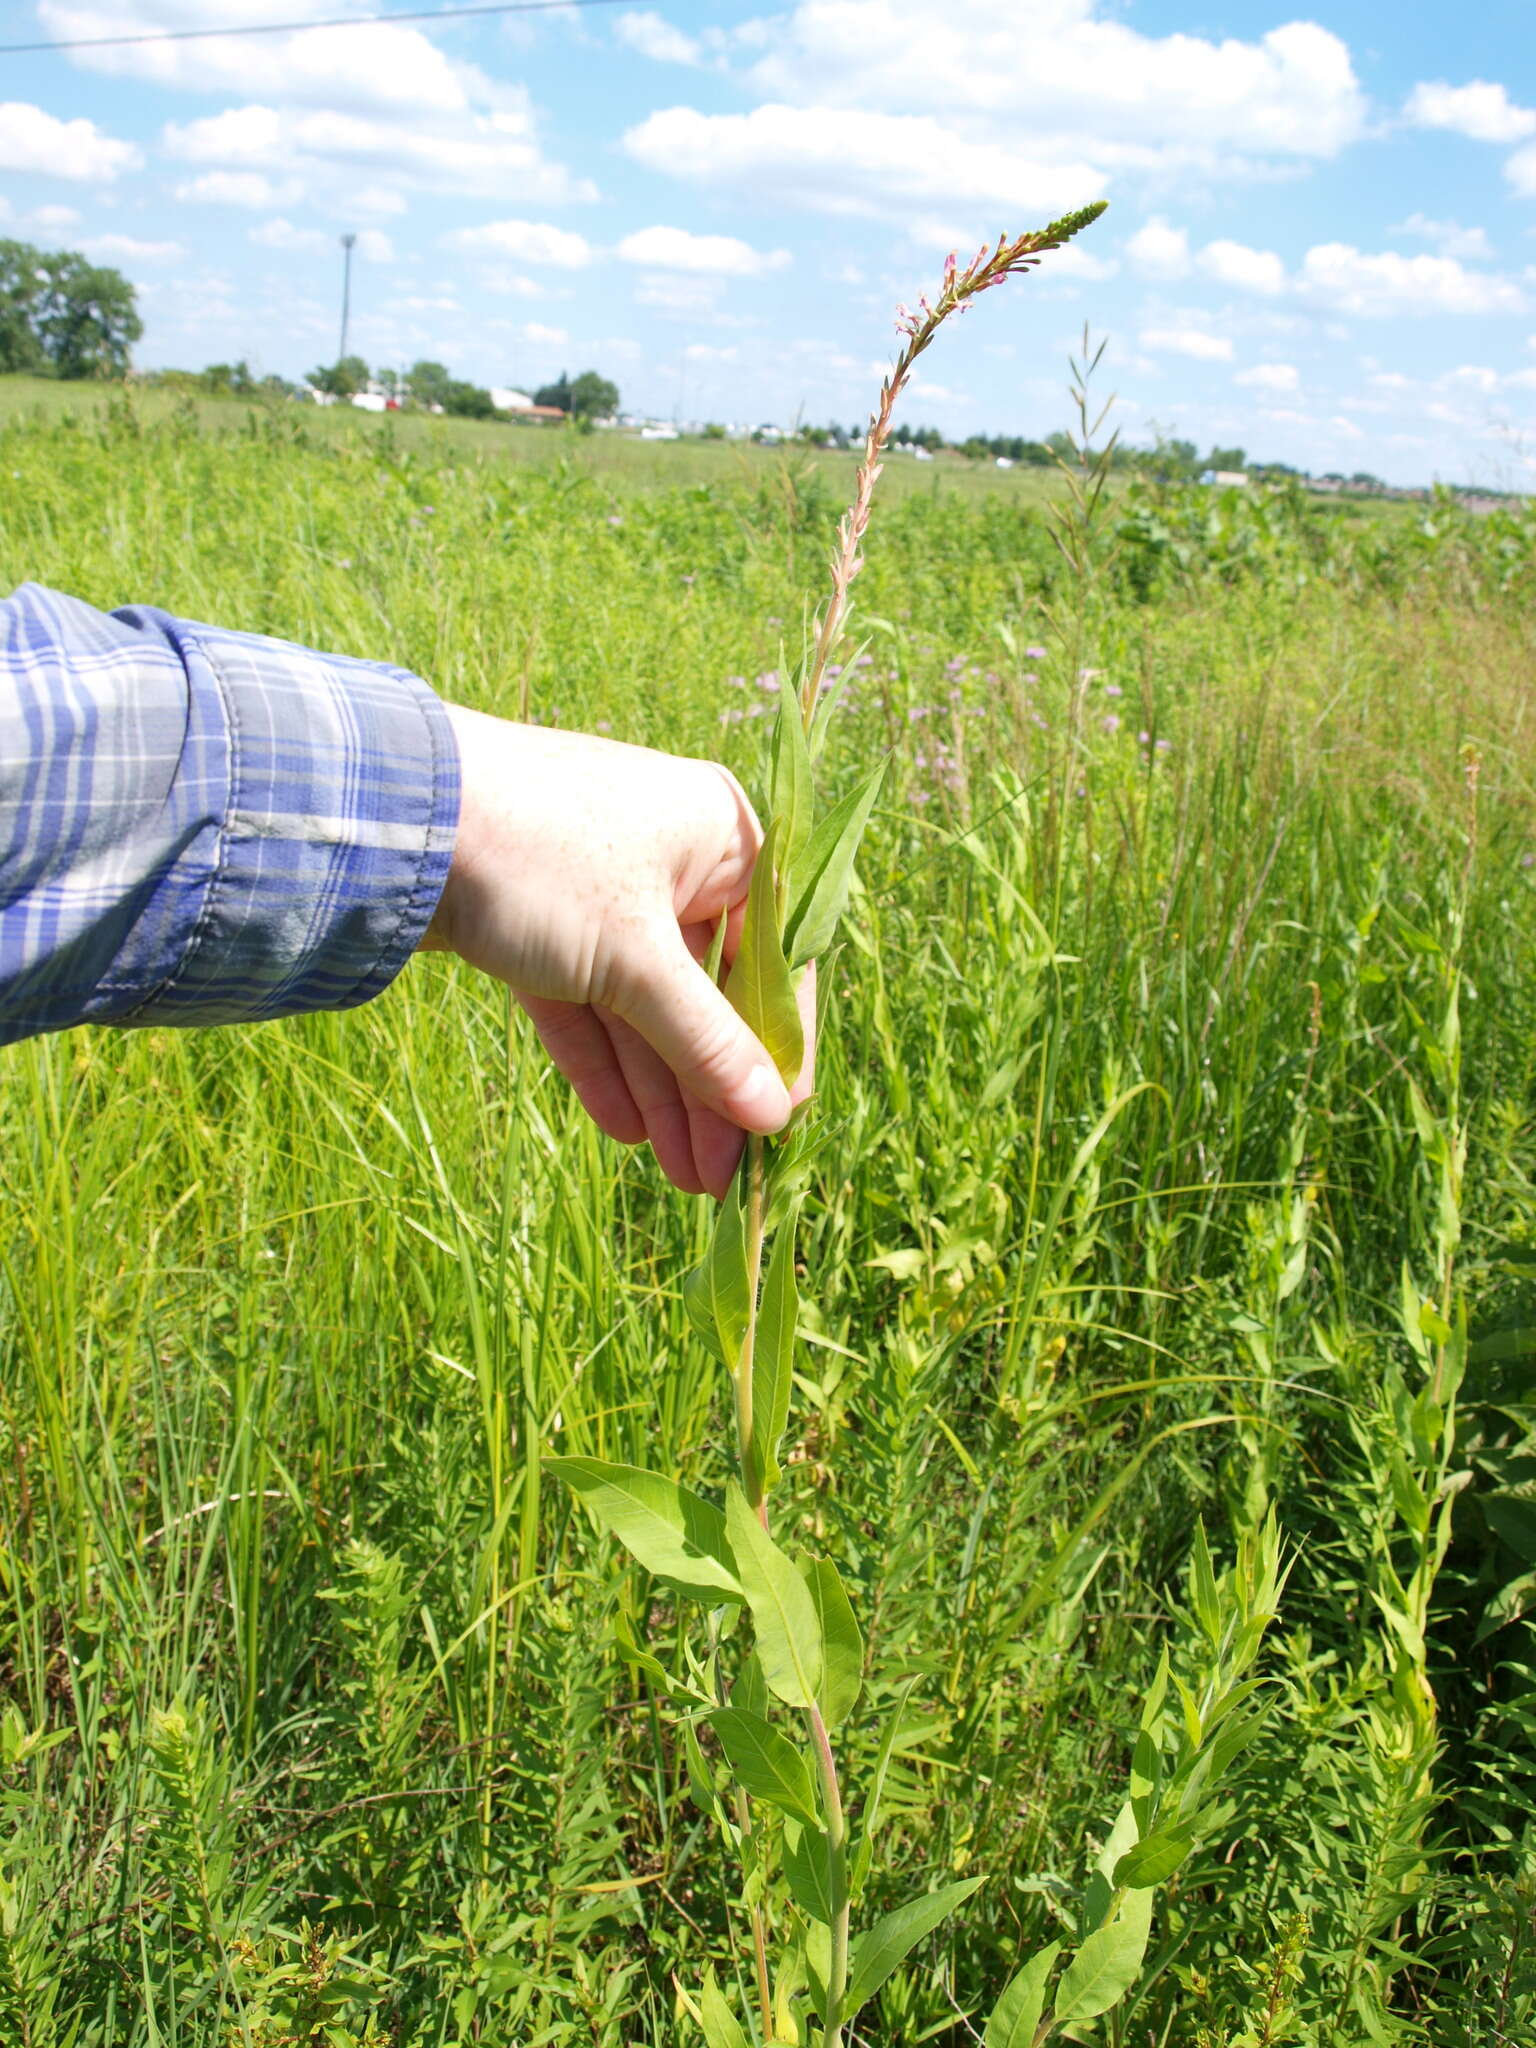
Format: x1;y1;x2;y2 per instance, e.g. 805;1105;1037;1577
0;0;626;57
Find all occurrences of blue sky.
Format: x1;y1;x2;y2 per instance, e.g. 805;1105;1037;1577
4;0;1536;484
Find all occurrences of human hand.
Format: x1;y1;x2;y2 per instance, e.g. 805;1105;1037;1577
420;705;815;1198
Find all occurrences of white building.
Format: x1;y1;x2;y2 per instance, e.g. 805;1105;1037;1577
491;387;534;413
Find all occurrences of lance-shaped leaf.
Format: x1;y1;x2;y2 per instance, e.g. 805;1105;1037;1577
844;1875;986;2017
687;1169;750;1371
708;1707;820;1828
613;1608;709;1706
801;1556;863;1729
784;1819;837;1925
683;1714;724;1822
1051;1887;1152;2028
685;1972;750;2048
748;1206;801;1499
783;758;886;970
549;1457;742;1603
985;1944;1061;2048
726;1484;824;1710
1112;1823;1194;1890
770;693;815;890
725;819;804;1088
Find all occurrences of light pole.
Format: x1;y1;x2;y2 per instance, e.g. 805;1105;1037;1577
337;232;356;365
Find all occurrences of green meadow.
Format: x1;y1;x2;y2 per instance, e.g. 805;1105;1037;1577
2;382;1535;2043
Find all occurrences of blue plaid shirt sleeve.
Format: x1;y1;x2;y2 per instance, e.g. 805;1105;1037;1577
0;583;460;1043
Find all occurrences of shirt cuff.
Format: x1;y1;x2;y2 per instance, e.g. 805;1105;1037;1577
108;604;461;1028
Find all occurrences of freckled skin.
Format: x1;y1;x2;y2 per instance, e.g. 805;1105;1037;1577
419;706;815;1199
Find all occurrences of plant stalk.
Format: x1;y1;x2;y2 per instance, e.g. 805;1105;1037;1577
809;1703;851;2048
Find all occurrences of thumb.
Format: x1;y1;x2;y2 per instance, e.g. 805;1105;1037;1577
612;923;793;1135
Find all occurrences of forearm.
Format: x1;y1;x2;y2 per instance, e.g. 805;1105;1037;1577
0;583;459;1045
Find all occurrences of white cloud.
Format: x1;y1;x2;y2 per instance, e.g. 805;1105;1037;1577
175;170;295;208
1329;415;1364;439
38;1;484;117
616;225;789;275
522;321;567;344
1140;326;1234;362
250;216;327;253
743;1;1365;166
356;228;393;262
163;100;596;203
1198;239;1286;295
633;271;729;314
1298;243;1525;317
445;219;593;269
348;184;406;218
1391;213;1495;262
1037;240;1118;282
0;100;141;181
685;342;738;362
614;9;702;64
1235;362;1299;392
0;199;83;233
1506;145;1536;198
1404;79;1536;144
79;232;186;264
1126;217;1190;279
623;102;1103;219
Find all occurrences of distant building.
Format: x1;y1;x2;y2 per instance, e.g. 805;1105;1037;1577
1201;468;1249;488
639;423;680;441
490;387;533;412
350;392;388;414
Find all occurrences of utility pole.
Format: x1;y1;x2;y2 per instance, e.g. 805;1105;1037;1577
337;232;356;364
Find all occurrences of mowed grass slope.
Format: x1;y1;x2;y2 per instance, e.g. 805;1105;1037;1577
2;394;1535;2044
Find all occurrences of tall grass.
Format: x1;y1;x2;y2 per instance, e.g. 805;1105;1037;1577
1;393;1535;2043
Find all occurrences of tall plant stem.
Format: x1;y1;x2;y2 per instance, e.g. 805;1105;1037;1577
809;1704;850;2048
735;1134;768;1519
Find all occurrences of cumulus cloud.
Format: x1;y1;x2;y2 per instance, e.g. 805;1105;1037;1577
1198;239;1286;295
175;170;297;207
685;342;738;362
614;10;703;64
250;216;327;253
1126;217;1190;279
616;225;789;275
1390;214;1495;261
1298;243;1525;317
445;219;593;268
37;0;489;117
0;100;141;180
741;1;1365;168
164;100;596;203
79;232;185;263
1404;79;1536;144
522;320;567;344
623;103;1103;219
1235;362;1300;392
1139;326;1234;362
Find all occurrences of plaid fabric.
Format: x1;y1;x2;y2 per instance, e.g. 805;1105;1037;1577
0;583;459;1043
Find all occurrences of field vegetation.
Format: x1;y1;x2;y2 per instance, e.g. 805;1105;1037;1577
2;371;1536;2043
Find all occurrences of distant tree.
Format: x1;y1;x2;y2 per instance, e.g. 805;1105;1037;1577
534;371;573;414
202;359;255;395
441;379;495;419
406;359;451;408
0;240;46;374
0;241;142;379
701;420;726;440
570;369;619;419
34;251;141;379
308;355;369;397
1205;445;1247;473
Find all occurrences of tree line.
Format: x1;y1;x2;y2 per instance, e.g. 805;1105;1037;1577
0;240;141;380
306;356;620;421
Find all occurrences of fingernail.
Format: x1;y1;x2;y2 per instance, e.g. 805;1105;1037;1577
739;1064;790;1131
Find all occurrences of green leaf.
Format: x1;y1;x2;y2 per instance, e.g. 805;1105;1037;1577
783;758;886;969
845;1876;986;2018
1052;1891;1152;2028
708;1707;820;1827
694;1170;751;1372
699;1971;751;2048
985;1944;1061;2048
549;1458;742;1603
749;1206;801;1499
725;818;804;1088
1188;1520;1220;1645
784;1820;837;1925
613;1608;690;1701
1112;1824;1194;1889
801;1556;863;1729
683;1714;722;1820
770;694;815;888
1128;1727;1160;1838
726;1484;824;1710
